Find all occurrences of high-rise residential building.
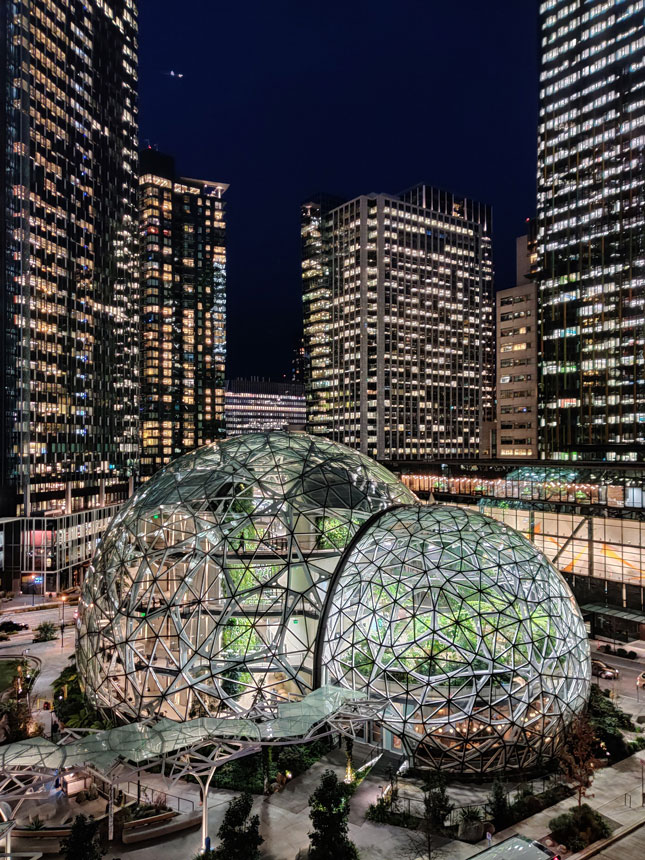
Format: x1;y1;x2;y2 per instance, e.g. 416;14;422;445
0;1;139;590
496;234;539;458
537;1;645;461
290;338;305;384
224;379;306;436
139;150;227;477
301;185;494;461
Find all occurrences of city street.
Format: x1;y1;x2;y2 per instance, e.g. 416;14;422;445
590;649;645;706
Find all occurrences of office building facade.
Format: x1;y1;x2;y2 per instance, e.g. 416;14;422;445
496;234;539;458
139;150;227;477
537;1;645;461
225;379;305;436
301;185;494;461
0;0;139;589
301;194;346;438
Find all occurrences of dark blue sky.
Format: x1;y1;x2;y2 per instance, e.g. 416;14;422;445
139;0;540;380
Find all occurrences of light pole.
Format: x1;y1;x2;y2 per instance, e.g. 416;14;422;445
60;595;67;649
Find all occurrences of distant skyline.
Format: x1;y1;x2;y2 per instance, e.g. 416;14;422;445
139;0;539;379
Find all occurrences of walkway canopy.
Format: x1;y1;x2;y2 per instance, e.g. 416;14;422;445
0;686;369;778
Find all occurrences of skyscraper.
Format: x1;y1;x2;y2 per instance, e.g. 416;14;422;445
537;1;645;461
301;185;494;461
139;150;227;477
0;2;139;516
301;194;345;438
496;232;539;458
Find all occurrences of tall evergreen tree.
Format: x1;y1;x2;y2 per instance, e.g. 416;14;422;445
213;792;262;860
60;815;105;860
308;769;358;860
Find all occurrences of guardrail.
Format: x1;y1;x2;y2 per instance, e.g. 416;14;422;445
122;781;195;814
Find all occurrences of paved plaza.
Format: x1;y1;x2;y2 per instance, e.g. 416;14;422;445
3;602;645;859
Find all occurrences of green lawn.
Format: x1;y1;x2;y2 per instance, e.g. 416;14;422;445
0;660;19;694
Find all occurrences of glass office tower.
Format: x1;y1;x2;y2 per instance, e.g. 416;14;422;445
537;1;645;461
139;150;227;477
0;0;140;518
301;194;346;438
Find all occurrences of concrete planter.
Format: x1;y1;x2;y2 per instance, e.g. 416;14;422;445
457;820;485;842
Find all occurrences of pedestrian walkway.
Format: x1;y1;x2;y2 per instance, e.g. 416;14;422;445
482;750;645;854
101;749;481;860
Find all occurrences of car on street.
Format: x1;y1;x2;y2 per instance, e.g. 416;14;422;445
591;659;620;680
637;671;645;689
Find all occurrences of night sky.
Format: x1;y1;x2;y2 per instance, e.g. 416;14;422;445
139;0;540;381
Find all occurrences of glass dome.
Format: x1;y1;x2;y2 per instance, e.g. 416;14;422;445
319;505;590;774
77;432;416;721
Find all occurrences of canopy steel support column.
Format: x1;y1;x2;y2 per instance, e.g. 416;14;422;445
196;765;217;851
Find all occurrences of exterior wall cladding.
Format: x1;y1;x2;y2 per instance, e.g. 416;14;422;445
537;0;645;462
0;0;139;516
302;185;494;462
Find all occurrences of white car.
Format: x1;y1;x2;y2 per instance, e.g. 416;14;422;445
637;671;645;690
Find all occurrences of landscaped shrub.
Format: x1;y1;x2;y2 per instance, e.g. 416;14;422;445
587;684;635;760
52;661;111;730
128;802;172;821
601;645;637;659
510;788;542;821
33;621;57;642
276;744;307;776
212;739;329;793
628;736;645;754
366;795;391;823
459;806;482;823
549;804;610;851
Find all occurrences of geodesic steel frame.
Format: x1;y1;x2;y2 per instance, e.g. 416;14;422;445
318;505;591;774
76;432;416;722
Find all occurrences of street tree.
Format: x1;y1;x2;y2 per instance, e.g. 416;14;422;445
560;713;596;807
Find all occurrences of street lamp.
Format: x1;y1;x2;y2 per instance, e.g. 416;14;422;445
60;595;67;649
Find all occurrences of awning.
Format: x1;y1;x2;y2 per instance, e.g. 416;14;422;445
580;603;645;624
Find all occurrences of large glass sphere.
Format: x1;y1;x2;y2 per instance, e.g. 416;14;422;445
319;505;590;774
77;432;415;721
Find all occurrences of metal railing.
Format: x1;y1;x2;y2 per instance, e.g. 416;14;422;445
122;781;195;814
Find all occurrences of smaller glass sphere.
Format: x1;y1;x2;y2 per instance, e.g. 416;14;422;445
320;505;590;774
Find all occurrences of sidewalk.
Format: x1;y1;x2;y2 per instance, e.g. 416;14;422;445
108;750;481;860
482;750;645;854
